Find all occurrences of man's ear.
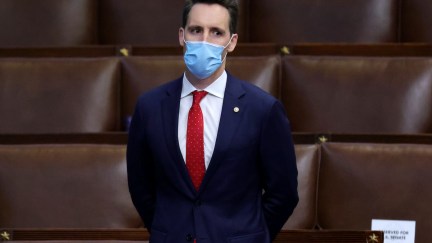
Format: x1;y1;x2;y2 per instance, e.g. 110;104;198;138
179;27;185;47
226;34;238;52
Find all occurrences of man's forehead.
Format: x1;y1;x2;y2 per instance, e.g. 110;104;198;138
187;3;230;29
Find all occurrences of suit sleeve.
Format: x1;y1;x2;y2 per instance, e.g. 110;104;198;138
260;100;299;241
126;99;156;230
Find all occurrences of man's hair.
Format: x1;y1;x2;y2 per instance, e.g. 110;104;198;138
182;0;239;35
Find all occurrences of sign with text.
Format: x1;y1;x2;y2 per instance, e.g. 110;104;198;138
372;219;416;243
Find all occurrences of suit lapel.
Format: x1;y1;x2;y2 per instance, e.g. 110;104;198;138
161;78;197;194
199;74;246;192
163;75;247;194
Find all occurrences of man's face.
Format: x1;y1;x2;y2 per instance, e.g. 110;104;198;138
179;3;237;48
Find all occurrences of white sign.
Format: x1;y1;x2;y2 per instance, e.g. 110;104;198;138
372;219;416;243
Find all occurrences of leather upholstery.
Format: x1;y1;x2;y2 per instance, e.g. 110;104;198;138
319;142;432;243
283;144;320;229
1;0;432;45
0;144;141;228
401;0;432;42
281;55;432;133
99;0;184;46
2;54;432;134
2;140;431;242
248;0;398;43
0;143;317;230
0;58;121;133
0;0;97;46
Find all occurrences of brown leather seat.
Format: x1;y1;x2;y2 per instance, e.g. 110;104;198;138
318;142;432;243
283;144;320;229
99;0;183;46
0;58;121;133
2;0;432;46
281;55;432;133
0;0;97;46
248;0;399;43
0;144;141;228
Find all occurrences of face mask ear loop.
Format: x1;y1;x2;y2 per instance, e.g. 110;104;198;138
224;34;235;49
182;28;187;45
221;34;235;63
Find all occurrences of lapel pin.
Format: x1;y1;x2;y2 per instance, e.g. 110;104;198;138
233;107;240;113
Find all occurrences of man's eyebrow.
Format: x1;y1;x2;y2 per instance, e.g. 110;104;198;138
210;27;225;33
187;25;202;30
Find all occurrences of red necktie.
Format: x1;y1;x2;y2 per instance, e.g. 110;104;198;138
186;90;207;191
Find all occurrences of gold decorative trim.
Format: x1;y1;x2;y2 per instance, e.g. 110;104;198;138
367;233;379;243
1;231;10;241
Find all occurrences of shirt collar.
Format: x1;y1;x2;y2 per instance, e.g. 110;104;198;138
181;71;227;99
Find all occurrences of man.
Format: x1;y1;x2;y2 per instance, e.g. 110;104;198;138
127;0;298;242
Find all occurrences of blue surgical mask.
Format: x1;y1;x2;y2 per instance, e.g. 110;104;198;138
183;36;233;79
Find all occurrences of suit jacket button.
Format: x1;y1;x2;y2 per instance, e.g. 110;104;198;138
186;234;193;241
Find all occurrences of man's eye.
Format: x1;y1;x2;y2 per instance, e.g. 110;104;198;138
190;29;201;34
212;30;223;36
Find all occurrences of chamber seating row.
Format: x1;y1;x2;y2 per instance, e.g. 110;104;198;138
2;52;432;134
1;0;432;47
4;43;432;58
1;133;431;242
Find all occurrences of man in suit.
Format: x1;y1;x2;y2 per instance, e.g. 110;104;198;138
127;0;298;242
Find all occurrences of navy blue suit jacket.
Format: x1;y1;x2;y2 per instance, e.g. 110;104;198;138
127;73;298;243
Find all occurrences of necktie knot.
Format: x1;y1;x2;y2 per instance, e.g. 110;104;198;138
192;90;207;105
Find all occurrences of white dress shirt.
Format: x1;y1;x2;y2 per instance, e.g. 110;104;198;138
178;71;227;169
